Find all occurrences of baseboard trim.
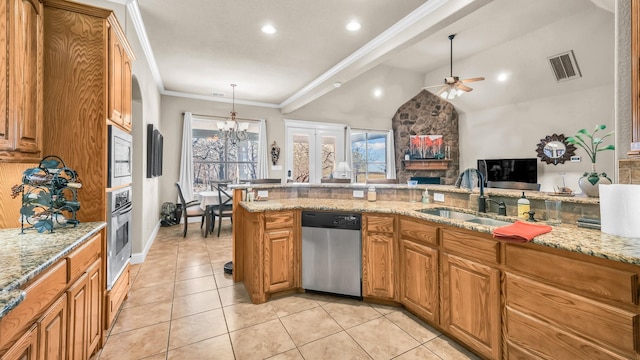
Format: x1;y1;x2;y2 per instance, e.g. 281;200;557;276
131;220;160;264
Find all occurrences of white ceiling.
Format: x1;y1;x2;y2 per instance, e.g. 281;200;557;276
129;0;614;113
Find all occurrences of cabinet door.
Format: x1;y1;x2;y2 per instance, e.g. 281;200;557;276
264;228;295;293
12;0;42;155
363;232;395;300
400;239;438;323
441;253;500;360
66;272;88;360
108;28;124;125
1;0;42;159
0;324;38;360
38;294;66;360
86;259;102;357
121;54;132;131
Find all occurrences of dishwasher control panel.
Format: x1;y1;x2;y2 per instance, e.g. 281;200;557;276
302;211;361;230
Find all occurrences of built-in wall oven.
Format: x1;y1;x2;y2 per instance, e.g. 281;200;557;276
107;186;132;290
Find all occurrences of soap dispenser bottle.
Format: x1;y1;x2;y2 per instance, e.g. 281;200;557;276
517;192;530;220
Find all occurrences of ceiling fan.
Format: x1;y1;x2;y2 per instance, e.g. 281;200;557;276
423;34;484;100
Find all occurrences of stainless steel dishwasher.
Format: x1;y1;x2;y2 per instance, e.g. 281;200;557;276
301;211;362;298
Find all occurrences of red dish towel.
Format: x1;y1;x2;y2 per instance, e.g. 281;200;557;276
492;221;552;243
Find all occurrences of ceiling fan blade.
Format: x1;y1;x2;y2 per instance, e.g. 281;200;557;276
435;85;449;96
461;77;485;83
457;84;473;92
421;83;444;89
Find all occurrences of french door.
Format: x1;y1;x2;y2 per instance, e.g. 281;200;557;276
285;121;344;184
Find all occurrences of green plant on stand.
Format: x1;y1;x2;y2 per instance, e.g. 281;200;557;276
566;124;615;197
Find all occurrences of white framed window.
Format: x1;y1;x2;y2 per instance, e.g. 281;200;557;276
284;120;345;183
350;130;390;183
191;117;259;192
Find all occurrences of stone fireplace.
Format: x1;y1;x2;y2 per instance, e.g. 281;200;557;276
392;90;459;185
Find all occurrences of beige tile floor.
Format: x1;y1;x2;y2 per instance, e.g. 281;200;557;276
94;220;480;360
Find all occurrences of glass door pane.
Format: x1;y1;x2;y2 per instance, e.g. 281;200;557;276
292;132;311;183
320;135;336;179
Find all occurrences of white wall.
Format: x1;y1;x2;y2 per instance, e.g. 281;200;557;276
423;3;615;194
458;85;615;193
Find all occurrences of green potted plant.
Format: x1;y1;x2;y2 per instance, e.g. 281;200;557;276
566;124;615;197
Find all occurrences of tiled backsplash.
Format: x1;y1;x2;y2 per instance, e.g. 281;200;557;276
243;185;600;224
619;158;640;184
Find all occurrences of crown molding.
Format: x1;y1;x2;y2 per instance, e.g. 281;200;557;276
126;0;165;91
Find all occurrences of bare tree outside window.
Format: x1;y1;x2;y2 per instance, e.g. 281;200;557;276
351;132;388;183
191;121;258;192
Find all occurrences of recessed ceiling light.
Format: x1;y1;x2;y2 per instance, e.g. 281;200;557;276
261;24;277;34
497;73;509;82
334;82;342;88
373;87;383;98
346;20;361;32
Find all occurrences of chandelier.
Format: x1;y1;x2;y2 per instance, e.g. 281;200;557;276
217;84;248;146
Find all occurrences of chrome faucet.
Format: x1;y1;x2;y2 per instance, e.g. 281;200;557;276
486;199;507;216
455;168;486;213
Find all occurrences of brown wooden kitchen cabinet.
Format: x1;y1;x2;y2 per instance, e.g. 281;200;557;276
67;259;102;360
0;231;104;360
504;244;640;359
264;212;297;293
43;0;135;221
362;214;397;301
0;0;43;162
108;23;134;131
399;217;439;324
38;294;67;360
440;228;501;360
0;324;37;360
236;207;299;304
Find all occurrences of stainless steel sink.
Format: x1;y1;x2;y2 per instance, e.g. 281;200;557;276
466;217;512;227
417;208;476;221
418;207;513;227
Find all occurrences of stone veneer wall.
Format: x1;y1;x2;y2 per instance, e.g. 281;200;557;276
618;158;640;184
391;90;459;185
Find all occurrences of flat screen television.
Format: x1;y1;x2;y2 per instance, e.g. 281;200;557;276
477;158;538;190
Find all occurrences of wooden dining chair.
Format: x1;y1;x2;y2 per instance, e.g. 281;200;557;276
212;183;233;237
175;182;206;237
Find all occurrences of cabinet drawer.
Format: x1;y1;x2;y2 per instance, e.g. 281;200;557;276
0;260;67;350
366;215;395;233
506;307;630;360
106;263;130;329
67;233;102;283
505;245;638;305
264;211;294;230
506;273;639;355
400;218;437;245
442;228;499;265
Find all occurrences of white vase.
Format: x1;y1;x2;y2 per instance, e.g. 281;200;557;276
578;163;612;197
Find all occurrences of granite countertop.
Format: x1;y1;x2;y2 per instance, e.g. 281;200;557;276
0;222;106;319
240;199;640;266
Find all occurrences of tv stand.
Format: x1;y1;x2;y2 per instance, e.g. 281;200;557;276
486;181;540;191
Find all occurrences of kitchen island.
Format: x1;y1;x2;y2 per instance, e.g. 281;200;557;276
0;222;106;359
231;185;640;359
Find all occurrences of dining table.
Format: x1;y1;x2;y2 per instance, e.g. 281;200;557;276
198;190;232;237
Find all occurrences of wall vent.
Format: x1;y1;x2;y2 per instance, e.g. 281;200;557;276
548;50;582;82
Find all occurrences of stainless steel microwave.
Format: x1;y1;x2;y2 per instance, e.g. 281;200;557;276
108;125;133;187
